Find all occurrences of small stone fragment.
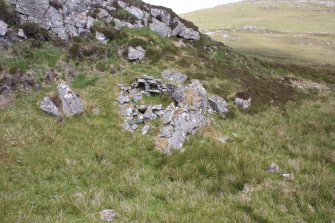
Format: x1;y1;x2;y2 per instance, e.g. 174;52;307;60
141;125;150;135
235;97;252;109
282;173;294;180
242;184;251;193
208;95;229;115
128;46;145;61
267;163;280;173
100;209;116;222
92;108;100;116
96;31;108;44
17;29;27;38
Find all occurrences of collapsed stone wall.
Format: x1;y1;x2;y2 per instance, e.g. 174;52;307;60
5;0;200;41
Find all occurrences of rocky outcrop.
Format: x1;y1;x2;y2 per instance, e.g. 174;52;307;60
6;0;200;41
40;81;84;117
117;73;215;154
128;46;145;61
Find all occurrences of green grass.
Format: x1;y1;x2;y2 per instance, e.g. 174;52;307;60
183;0;335;65
1;24;335;222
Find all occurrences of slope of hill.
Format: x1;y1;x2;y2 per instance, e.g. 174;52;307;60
183;0;335;65
0;0;335;222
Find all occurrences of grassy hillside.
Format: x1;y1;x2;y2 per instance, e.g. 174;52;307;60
1;2;335;222
183;0;335;65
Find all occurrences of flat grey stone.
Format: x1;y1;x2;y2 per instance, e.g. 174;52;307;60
0;20;8;37
100;209;116;222
235;97;252;109
141;125;150;135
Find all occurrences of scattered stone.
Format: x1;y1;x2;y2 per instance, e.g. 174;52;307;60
96;31;108;44
208;95;229;115
242;184;251;193
17;29;27;38
100;209;116;222
162;103;175;124
161;70;188;84
141;125;150;135
128;46;145;61
130;124;139;130
235;97;252;109
0;20;8;37
171;22;200;40
267;163;280;173
282;173;294;180
92;108;100;116
39;96;62;116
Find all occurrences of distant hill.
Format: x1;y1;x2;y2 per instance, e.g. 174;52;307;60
183;0;335;65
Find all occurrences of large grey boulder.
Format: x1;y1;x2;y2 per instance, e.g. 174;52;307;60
39;96;62;116
57;81;84;117
125;6;144;20
128;46;145;61
0;20;8;37
149;18;171;37
161;70;188;84
151;8;171;25
208;95;229;115
171;22;200;40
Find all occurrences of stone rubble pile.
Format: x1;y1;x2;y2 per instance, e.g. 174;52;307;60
118;70;231;154
40;81;84;117
5;0;200;41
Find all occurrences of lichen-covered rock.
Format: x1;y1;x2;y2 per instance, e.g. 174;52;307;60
39;96;61;116
161;70;188;84
57;81;84;117
208;95;229;115
128;46;145;61
235;97;252;109
171;22;200;40
0;20;8;37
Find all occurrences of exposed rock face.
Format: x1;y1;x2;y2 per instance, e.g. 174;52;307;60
7;0;200;41
95;31;108;44
40;81;84;117
235;97;252;109
161;70;188;84
208;95;229;115
128;46;145;61
0;20;8;37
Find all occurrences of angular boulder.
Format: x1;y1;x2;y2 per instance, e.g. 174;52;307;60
57;81;84;117
208;95;229;115
235;97;252;109
128;46;145;61
149;18;171;37
161;70;188;84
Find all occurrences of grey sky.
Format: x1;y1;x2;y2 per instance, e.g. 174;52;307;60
142;0;242;14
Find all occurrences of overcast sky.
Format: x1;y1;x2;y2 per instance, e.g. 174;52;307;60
143;0;242;14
